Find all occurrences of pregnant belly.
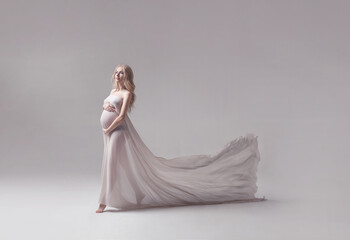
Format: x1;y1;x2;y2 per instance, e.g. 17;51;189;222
100;110;119;129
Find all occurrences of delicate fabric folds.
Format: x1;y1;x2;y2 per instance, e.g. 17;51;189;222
98;95;264;210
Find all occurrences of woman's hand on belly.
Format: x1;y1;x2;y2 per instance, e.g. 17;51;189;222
102;102;116;112
102;127;112;135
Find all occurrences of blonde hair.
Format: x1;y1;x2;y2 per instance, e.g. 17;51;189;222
111;64;136;113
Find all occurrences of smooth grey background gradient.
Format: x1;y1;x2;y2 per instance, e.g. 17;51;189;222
1;0;349;239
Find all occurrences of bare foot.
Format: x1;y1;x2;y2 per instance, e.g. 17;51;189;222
96;204;106;213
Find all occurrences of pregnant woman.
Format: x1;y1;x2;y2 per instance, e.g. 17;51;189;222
96;64;265;213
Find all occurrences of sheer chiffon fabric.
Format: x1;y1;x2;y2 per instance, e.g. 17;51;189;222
98;94;264;210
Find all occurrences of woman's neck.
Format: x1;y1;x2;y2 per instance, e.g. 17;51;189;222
116;84;125;91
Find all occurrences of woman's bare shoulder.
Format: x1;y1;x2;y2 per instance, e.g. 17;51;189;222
122;89;131;96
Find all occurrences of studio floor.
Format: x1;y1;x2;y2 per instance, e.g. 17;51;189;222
1;173;348;240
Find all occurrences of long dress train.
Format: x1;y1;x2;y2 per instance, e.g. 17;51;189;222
98;94;265;210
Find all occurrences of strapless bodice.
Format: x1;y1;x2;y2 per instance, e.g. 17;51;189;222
104;94;123;111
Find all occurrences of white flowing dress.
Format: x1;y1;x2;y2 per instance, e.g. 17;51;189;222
98;94;264;210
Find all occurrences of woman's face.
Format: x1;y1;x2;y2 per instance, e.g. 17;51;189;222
114;67;125;83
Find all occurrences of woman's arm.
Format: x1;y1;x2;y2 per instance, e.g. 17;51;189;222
104;92;131;133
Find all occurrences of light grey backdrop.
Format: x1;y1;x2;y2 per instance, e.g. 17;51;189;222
1;0;349;239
